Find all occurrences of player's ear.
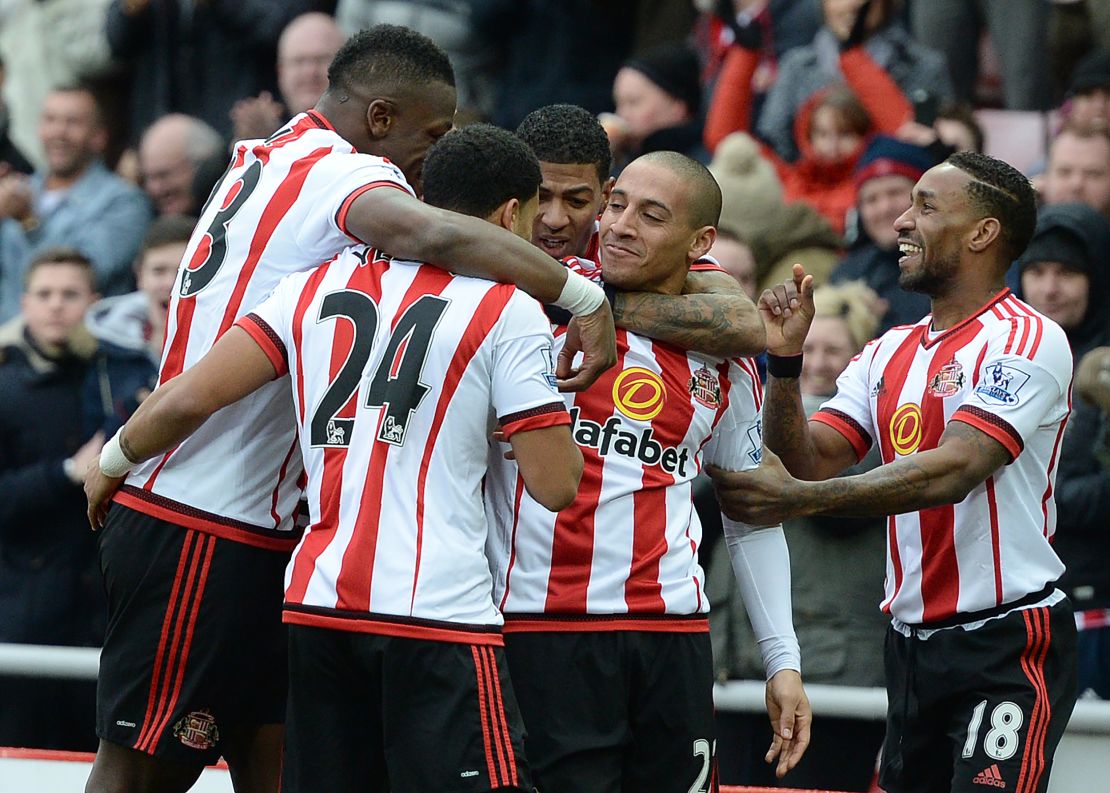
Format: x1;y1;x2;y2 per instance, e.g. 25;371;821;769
494;198;520;233
366;99;395;139
688;225;716;263
600;176;615;207
968;217;1002;253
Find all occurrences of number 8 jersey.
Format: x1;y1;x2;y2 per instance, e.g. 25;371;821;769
116;112;413;551
235;248;568;633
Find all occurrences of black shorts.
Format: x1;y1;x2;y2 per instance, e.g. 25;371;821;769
880;598;1078;793
282;624;530;793
503;629;718;793
96;505;288;765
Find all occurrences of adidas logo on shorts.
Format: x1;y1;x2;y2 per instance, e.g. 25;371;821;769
973;763;1006;788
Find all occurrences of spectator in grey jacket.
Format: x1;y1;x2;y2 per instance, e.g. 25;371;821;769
757;0;952;162
0;86;151;322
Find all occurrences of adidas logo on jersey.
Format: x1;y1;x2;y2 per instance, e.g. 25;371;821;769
973;764;1006;788
568;407;691;477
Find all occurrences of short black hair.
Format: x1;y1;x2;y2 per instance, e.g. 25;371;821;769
947;151;1037;262
25;246;96;291
516;104;612;185
326;24;455;96
637;151;722;228
422;124;542;218
140;215;197;257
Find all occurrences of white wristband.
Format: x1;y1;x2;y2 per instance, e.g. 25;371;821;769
552;270;605;317
100;429;137;478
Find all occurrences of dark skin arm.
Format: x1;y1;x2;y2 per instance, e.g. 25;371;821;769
509;424;583;512
345;188;616;391
711;421;1011;525
612;269;766;357
86;327;277;529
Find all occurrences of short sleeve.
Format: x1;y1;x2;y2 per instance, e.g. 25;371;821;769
703;360;764;473
491;291;571;439
690;254;726;274
297;153;414;250
810;341;880;462
949;331;1072;462
234;269;311;377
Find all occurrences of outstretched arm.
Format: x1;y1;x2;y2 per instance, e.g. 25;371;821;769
345;188;616;390
711;420;1011;525
85;327;277;528
612;270;765;357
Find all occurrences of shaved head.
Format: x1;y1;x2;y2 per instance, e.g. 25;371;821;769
635;151;722;229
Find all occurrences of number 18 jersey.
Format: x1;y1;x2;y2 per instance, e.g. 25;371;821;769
115;111;412;551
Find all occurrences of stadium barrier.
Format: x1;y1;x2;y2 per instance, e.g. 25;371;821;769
3;644;1110;792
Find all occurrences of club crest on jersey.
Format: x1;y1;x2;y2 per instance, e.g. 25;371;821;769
975;363;1029;406
688;365;721;408
612;367;667;421
928;359;965;397
889;403;922;455
173;709;219;751
569;406;691;477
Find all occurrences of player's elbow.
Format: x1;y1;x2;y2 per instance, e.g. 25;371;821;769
722;312;766;358
527;447;583;512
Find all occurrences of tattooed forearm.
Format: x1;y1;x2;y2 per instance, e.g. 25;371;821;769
763;374;819;479
799;421;1010;517
612;291;764;356
120;430;139;464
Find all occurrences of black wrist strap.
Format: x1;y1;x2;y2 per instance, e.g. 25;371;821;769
766;352;803;378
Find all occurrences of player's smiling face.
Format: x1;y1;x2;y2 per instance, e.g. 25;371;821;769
376;80;457;194
599;159;698;294
894;164;973;296
533;161;610;260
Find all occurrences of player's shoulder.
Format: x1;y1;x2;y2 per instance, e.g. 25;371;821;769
985;293;1070;359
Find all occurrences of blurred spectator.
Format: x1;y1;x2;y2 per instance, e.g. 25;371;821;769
911;0;1050;110
1016;202;1110;700
830;135;933;333
707;280;887;791
0;0;114;169
0;86;151;321
755;0;951;163
138;114;223;216
934;102;985;153
708;226;758;300
106;0;316;141
337;1;496;120
83;215;193;437
474;0;636;130
231;12;346;142
0;57;32;176
0;248;103;751
1042;124;1110;220
697;0;822;89
709;131;843;291
1062;49;1110;133
603;44;708;172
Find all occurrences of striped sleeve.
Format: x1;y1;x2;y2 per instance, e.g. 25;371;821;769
809;343;879;462
235;313;289;377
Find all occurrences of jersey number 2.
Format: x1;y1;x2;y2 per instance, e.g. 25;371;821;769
310;290;448;449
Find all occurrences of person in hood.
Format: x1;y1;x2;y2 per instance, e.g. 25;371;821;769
830;134;936;333
83;215;193;437
1017;202;1110;700
603;44;709;173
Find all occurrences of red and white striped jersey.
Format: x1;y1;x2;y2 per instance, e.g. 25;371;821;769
237;247;570;640
485;327;764;631
812;289;1071;625
115;111;413;551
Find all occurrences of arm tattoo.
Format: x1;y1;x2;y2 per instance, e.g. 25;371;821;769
120;431;139;464
612;291;763;356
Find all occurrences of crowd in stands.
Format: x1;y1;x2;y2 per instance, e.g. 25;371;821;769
1;1;1109;790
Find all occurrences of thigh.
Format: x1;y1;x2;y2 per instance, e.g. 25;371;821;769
281;625;384;793
878;627;954;793
947;603;1078;793
96;507;288;767
504;631;627;793
383;638;530;793
624;632;718;793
